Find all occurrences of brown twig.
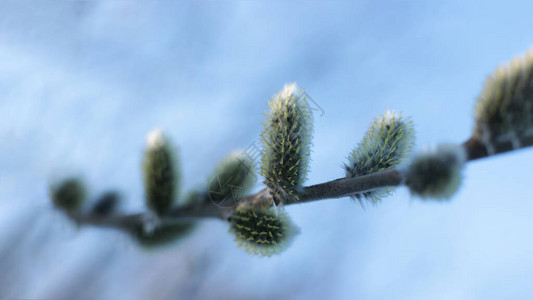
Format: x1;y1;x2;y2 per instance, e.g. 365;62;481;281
67;169;405;231
67;138;530;233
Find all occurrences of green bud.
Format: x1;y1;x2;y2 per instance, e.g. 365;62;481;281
229;208;298;257
405;144;466;200
344;110;415;204
208;151;256;207
142;129;180;215
474;49;533;155
90;191;120;216
50;177;85;212
260;83;313;204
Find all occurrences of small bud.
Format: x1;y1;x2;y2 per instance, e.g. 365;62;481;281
405;144;466;200
129;222;195;249
344;110;415;204
208;151;256;207
474;49;533;155
260;83;313;204
142;129;180;215
50;177;85;212
229;208;298;257
90;191;120;216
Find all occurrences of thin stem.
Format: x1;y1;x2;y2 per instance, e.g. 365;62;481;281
69;212;144;229
68;168;405;230
298;169;403;202
67;138;531;233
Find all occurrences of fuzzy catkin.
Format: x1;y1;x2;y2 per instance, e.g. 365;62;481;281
208;151;256;207
50;177;85;212
344;111;414;204
260;83;313;204
143;129;180;215
474;49;533;155
229;208;298;257
405;144;466;200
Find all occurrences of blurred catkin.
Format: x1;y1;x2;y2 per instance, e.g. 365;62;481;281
208;151;256;207
405;144;466;200
143;129;180;215
474;49;533;155
50;177;85;212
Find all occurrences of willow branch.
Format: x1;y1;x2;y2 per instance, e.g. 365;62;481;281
67;139;530;233
298;169;403;202
67;169;405;231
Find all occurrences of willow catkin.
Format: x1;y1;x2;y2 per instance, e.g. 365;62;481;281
260;83;313;204
405;144;466;200
143;129;180;215
474;49;533;155
344;111;414;204
208;151;256;207
229;208;298;257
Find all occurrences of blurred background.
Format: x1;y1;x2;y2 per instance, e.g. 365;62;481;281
2;1;533;299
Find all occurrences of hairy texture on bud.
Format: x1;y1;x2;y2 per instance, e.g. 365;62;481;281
474;49;533;155
405;144;466;200
50;178;85;212
208;151;256;207
260;83;313;204
229;208;298;257
91;191;120;216
344;111;415;204
130;223;195;249
143;129;180;215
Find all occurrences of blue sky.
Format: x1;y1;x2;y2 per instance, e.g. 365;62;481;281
2;1;533;299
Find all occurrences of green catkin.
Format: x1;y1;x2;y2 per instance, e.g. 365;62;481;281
405;144;466;200
50;177;85;212
474;49;533;155
208;151;256;207
136;129;199;248
344;111;415;205
260;83;313;204
142;129;180;215
229;208;298;257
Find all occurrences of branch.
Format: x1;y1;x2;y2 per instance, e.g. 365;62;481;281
51;49;533;255
298;169;403;202
65;136;526;233
67;169;405;231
